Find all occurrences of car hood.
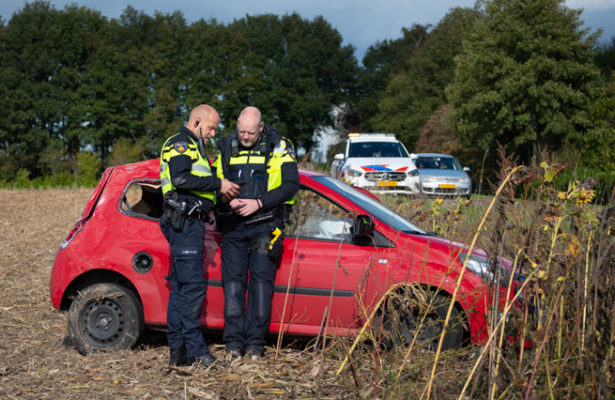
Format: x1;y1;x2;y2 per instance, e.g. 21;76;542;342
419;169;469;178
346;158;415;172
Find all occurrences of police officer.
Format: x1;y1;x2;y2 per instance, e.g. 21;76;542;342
213;106;299;360
160;104;240;367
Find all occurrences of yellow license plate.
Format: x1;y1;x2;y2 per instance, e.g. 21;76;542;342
440;183;456;189
377;180;397;187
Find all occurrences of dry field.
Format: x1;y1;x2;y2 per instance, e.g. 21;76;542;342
4;188;474;399
0;188;356;399
9;182;611;399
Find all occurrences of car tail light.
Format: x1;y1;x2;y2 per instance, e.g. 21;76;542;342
60;218;88;249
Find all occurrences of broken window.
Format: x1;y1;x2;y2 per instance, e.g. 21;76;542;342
120;180;164;220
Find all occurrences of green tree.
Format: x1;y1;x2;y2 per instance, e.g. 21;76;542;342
447;0;601;166
105;7;186;159
0;1;62;177
0;1;109;178
348;24;430;132
180;18;248;126
596;36;615;80
582;72;615;170
371;7;481;149
224;13;358;151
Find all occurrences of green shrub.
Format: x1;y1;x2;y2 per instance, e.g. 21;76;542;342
76;152;102;186
13;168;31;188
31;176;51;189
49;171;74;187
107;137;144;167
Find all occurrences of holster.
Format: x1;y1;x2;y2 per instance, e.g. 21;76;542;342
267;224;285;262
163;192;188;231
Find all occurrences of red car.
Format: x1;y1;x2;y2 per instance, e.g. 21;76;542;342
50;159;519;354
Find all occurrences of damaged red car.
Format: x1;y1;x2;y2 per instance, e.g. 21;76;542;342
50;159;521;354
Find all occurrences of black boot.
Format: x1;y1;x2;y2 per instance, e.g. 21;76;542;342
169;345;188;366
191;352;226;369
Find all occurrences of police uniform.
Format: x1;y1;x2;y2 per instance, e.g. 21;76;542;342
160;126;220;365
212;126;299;357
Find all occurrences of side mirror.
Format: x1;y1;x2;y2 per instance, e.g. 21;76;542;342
351;214;374;238
334;153;345;160
410;153;418;160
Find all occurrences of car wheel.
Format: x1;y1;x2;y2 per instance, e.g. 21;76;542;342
374;287;464;351
67;283;144;355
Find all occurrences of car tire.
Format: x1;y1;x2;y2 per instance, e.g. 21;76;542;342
375;288;464;351
67;283;144;355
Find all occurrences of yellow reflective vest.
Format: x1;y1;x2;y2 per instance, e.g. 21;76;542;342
160;133;216;203
212;133;296;206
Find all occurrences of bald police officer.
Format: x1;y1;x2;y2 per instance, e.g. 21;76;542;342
213;106;299;360
160;104;239;367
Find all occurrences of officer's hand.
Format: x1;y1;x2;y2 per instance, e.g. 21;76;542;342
229;198;244;212
232;198;261;217
219;179;240;199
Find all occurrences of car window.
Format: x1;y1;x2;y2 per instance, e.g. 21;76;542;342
120;180;164;220
416;156;461;170
348;141;409;158
287;188;352;241
286;186;394;247
312;176;425;235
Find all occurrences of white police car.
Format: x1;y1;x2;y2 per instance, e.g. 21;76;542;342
330;133;419;195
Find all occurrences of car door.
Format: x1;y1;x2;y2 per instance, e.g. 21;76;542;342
271;187;375;336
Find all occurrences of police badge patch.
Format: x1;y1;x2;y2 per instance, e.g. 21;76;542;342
174;142;188;153
287;146;297;162
282;137;297;161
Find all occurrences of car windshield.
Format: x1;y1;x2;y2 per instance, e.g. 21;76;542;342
348;141;409;158
415;156;462;170
312;176;425;234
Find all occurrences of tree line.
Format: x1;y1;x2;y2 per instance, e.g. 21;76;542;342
1;0;614;196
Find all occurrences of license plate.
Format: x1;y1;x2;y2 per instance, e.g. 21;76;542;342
439;183;456;189
377;180;397;187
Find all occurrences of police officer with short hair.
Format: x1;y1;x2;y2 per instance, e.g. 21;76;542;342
213;106;299;360
160;104;239;367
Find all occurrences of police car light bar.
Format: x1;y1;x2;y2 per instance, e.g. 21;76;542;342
347;132;396;137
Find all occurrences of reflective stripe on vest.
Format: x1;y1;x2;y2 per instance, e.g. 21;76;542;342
160;135;216;203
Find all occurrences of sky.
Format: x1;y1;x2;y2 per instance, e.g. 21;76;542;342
2;0;615;61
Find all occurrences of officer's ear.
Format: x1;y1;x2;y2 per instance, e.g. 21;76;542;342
194;118;200;128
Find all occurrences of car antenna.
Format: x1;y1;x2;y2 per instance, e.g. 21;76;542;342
129;130;147;161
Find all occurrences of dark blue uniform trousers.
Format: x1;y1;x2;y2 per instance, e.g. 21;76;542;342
221;219;277;354
161;218;210;358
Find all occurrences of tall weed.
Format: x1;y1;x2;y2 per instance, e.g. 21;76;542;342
327;148;614;399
